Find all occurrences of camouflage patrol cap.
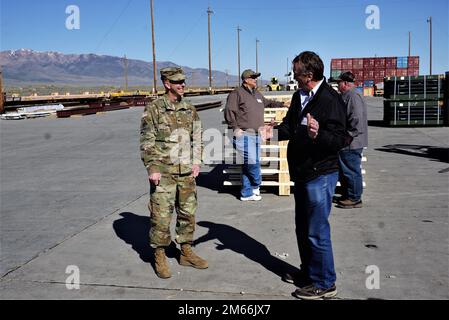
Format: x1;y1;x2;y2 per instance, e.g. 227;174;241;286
160;67;186;81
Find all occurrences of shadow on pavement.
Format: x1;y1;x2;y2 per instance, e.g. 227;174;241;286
376;144;449;164
368;120;389;128
196;164;240;198
194;221;300;280
113;212;179;269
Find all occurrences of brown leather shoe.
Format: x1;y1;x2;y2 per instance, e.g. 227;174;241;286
337;199;363;209
154;247;171;279
179;244;208;269
332;196;346;204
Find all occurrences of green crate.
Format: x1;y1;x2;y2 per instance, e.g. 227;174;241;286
388;93;443;101
384;75;445;100
385;75;445;81
387;119;444;126
384;99;445;126
331;70;342;78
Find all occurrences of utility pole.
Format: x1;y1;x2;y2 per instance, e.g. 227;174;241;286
0;68;4;114
408;31;411;57
427;17;432;75
214;70;217;89
237;26;242;86
256;38;259;87
150;0;157;94
207;7;213;92
225;69;229;88
124;55;129;91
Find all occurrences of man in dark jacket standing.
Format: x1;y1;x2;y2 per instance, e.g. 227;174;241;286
269;51;350;299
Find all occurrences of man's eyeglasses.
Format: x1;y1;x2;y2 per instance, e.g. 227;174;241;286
169;80;186;85
294;71;310;77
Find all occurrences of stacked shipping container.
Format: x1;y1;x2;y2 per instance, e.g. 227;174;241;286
330;56;420;96
383;74;447;126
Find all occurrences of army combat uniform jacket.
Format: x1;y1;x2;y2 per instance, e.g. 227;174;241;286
140;94;202;175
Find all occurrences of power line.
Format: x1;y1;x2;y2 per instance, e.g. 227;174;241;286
95;0;134;52
427;16;432;75
207;7;213;92
256;38;259;87
237;26;242;86
167;12;205;58
150;0;157;94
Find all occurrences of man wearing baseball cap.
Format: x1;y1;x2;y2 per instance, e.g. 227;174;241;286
335;71;368;209
224;69;286;201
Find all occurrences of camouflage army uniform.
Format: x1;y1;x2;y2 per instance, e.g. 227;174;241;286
140;94;202;248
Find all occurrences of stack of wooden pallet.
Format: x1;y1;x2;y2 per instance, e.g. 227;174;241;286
223;105;293;196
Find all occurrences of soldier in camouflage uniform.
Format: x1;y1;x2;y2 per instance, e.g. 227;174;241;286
140;67;208;279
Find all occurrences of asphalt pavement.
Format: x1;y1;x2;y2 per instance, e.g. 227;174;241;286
1;93;448;300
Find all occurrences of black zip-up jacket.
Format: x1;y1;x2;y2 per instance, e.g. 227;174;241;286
276;79;351;182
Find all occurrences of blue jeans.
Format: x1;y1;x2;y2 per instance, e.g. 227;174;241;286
294;172;338;289
233;133;261;198
338;148;363;201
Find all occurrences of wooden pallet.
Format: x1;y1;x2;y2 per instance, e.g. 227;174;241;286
263;107;290;123
223;107;292;195
223;141;292;195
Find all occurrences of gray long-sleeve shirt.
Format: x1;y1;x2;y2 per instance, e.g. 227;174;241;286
224;85;284;131
341;87;368;149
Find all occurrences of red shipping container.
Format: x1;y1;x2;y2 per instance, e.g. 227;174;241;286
396;69;408;77
385;57;397;69
363;58;375;68
339;68;354;74
407;67;419;76
385;69;396;77
341;58;353;70
331;59;342;70
375;58;386;69
374;69;386;79
363;69;375;79
408;56;419;67
352;58;364;69
353;70;364;81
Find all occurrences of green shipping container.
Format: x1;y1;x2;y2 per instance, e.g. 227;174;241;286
384;99;445;126
331;70;342;79
384;75;445;100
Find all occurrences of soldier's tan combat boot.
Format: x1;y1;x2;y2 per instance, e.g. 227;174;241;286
154;247;171;279
179;244;208;269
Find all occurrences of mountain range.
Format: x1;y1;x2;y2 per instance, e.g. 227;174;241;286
0;49;240;88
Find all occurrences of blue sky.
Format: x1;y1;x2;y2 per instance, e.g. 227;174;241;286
1;0;448;81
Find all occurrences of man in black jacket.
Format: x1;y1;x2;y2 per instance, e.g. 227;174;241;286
269;51;350;299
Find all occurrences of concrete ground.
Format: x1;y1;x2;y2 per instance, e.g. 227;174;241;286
1;93;448;300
